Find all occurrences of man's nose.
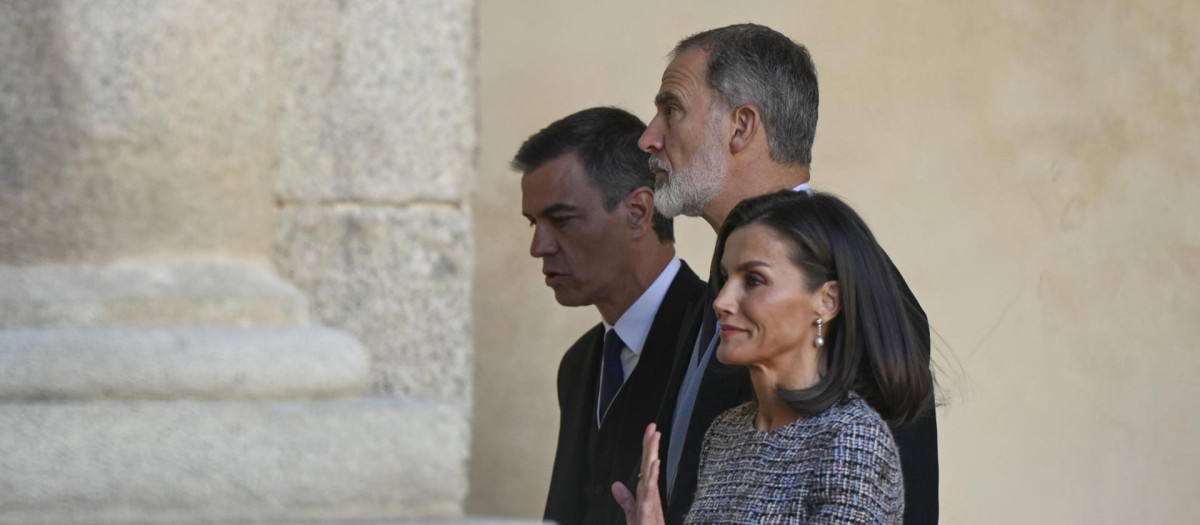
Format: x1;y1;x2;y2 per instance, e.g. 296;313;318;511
638;117;663;154
529;226;558;258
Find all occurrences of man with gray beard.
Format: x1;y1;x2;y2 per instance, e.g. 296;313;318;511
612;24;940;525
646;116;727;219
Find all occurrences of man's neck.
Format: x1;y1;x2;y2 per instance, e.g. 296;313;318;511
702;162;811;232
594;246;676;325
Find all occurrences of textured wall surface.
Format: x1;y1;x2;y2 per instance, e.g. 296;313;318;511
274;0;478;401
0;399;466;523
0;0;276;265
0;0;480;521
470;1;1200;522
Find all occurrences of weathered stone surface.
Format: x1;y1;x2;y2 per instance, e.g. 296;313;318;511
399;520;548;525
276;0;478;204
275;206;473;401
0;326;369;401
0;1;277;265
0;398;468;524
1;1;480;522
0;261;310;329
83;518;546;525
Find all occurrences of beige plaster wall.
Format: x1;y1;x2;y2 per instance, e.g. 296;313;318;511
470;1;1200;523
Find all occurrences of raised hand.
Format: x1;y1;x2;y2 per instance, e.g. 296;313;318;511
611;423;666;525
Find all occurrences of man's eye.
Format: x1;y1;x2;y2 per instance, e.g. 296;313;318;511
550;216;572;227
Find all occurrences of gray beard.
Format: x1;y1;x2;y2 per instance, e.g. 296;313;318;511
652;135;727;218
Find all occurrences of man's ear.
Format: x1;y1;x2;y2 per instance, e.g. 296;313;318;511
813;280;841;319
729;104;763;155
625;187;655;237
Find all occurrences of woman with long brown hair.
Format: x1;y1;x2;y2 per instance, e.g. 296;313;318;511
615;191;933;524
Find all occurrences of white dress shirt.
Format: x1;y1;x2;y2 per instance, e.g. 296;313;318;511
600;256;682;381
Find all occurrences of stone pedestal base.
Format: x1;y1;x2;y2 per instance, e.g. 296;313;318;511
48;519;548;525
0;261;468;523
0;399;467;524
0;327;369;401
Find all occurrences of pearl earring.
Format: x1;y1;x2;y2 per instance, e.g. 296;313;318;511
814;317;825;348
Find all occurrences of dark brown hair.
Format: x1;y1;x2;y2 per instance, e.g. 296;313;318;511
512;107;673;242
714;191;933;425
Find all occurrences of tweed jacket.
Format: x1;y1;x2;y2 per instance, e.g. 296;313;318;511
658;247;938;525
686;395;904;524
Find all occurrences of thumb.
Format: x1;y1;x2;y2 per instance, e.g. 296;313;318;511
612;481;635;513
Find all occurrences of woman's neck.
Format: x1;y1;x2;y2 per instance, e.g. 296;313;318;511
751;383;800;431
748;351;822;431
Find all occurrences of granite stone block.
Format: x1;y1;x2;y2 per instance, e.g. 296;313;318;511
0;398;468;523
0;326;370;401
0;1;278;265
0;261;310;329
276;0;478;204
275;205;473;401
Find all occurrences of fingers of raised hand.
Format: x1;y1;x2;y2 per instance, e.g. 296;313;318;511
637;458;661;497
636;425;663;508
636;458;665;525
640;423;660;475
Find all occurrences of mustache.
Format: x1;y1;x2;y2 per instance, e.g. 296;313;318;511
648;156;671;173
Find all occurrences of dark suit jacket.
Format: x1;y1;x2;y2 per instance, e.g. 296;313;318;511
657;250;940;525
544;261;706;525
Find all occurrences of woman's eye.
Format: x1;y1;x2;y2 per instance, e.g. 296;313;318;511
746;274;766;287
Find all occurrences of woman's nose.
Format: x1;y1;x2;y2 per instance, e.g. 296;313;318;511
713;281;737;317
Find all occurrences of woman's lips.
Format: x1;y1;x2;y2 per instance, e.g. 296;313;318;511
719;325;748;337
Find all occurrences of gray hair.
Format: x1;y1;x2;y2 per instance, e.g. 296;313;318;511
674;24;819;166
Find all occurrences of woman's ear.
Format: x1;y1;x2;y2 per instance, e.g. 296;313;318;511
729;104;762;155
814;280;841;319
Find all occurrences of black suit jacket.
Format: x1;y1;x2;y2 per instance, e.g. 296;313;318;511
544;261;706;525
657;250;940;525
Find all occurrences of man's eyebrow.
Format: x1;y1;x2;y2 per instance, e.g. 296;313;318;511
655;91;681;107
536;203;579;216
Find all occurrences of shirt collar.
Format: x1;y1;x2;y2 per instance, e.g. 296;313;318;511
602;257;682;356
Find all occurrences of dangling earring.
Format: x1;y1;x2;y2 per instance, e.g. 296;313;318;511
814;317;825;348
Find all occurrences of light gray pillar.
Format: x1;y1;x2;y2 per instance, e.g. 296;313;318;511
273;0;477;402
0;1;480;522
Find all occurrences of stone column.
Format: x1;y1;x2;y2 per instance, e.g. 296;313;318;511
0;1;478;523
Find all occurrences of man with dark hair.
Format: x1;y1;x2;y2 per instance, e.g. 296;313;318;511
516;107;706;525
625;24;939;524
